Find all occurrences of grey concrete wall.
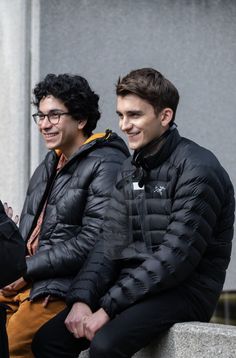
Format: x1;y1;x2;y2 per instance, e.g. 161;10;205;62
0;0;31;214
39;0;236;289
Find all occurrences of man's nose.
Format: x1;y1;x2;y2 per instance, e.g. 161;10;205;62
120;117;132;131
39;115;52;129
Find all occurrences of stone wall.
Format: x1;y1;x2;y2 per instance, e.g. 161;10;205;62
79;322;236;358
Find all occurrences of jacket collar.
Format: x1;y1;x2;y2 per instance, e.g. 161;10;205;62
54;130;112;159
132;125;181;171
50;130;129;173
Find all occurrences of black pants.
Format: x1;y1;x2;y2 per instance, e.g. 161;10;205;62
0;305;9;358
32;288;206;358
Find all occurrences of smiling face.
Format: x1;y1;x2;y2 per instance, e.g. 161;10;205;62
38;95;87;158
117;94;172;151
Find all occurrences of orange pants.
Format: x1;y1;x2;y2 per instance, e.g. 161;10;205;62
0;287;66;358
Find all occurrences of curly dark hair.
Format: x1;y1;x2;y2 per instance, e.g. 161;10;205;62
116;68;179;124
33;74;100;136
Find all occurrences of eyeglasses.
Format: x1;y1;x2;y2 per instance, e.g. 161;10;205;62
32;111;71;125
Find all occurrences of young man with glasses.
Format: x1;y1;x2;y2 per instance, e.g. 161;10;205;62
32;68;234;358
0;73;129;358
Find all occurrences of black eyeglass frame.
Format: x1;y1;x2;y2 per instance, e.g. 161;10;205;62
32;111;71;125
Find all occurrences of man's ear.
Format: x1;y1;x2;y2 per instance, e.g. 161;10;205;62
77;119;87;130
160;108;173;128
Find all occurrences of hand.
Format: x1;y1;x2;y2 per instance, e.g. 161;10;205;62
1;277;27;297
3;202;19;225
64;302;92;338
42;295;58;308
84;308;110;341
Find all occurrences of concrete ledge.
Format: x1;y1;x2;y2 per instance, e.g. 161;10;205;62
79;322;236;358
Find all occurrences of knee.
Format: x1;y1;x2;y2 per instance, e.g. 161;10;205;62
89;332;114;358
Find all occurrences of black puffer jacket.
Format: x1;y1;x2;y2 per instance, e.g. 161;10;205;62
19;132;129;300
67;128;235;320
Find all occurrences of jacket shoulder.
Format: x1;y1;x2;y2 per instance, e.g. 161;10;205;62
172;138;230;176
85;135;130;164
172;138;234;204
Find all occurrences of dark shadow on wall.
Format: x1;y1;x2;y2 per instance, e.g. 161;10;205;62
211;291;236;326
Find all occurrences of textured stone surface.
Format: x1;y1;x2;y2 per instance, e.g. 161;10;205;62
172;322;236;358
78;322;236;358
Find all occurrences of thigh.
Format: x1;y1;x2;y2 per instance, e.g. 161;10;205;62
7;297;66;358
32;307;90;358
0;293;19;323
90;288;197;358
0;307;9;358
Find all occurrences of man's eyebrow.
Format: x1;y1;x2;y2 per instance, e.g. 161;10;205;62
38;108;64;113
116;110;143;115
127;110;143;115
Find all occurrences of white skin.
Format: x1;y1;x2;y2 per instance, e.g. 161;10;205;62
3;202;19;224
1;95;88;298
117;94;173;151
38;95;87;158
65;94;174;340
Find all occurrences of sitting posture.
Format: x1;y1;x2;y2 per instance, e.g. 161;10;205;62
33;68;235;358
0;73;129;358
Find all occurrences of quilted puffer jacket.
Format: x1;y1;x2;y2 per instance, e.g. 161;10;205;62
67;127;235;320
19;131;129;300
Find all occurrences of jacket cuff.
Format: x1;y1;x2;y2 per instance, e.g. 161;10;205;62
66;291;99;312
99;296;118;319
22;258;33;282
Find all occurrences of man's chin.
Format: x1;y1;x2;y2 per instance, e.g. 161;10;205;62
44;142;58;150
128;141;142;151
127;136;144;151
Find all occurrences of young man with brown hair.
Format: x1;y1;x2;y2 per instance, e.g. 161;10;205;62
33;68;235;358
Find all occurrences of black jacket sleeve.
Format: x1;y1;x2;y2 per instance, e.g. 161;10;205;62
0;200;26;287
66;179;128;309
66;239;119;310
